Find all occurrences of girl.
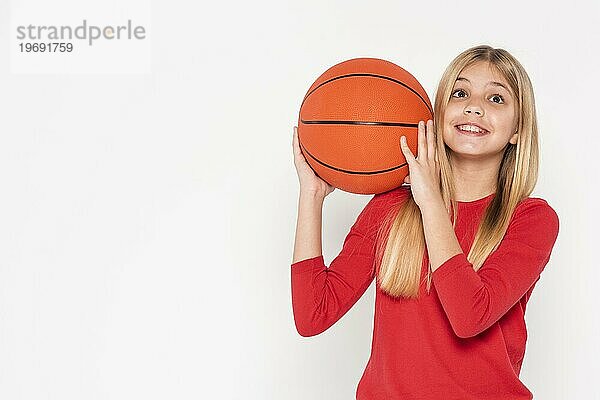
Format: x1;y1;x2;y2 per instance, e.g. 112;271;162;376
290;45;559;399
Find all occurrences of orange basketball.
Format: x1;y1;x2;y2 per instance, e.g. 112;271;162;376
297;58;433;195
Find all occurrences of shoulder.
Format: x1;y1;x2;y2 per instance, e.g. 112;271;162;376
370;184;412;208
353;185;412;237
513;196;559;227
364;185;412;218
508;196;560;245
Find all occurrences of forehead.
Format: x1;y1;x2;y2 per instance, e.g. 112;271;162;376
455;62;510;91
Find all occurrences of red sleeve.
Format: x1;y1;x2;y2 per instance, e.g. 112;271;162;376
290;188;404;337
431;198;560;338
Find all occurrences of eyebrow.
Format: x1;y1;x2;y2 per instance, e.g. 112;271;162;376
455;77;510;93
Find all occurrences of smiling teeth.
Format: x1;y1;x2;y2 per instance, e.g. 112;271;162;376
458;125;486;133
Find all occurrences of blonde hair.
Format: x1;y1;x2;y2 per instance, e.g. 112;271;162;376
374;45;539;298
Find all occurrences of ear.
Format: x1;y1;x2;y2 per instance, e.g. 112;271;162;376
509;131;518;145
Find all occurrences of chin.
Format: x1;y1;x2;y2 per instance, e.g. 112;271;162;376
448;145;503;161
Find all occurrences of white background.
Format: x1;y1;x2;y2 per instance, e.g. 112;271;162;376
0;0;598;399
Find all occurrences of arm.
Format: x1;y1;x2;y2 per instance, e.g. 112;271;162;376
291;190;397;337
292;191;327;264
428;199;560;338
419;194;464;272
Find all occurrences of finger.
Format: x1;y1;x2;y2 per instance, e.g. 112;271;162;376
292;126;297;150
404;174;411;184
426;119;436;163
417;120;427;161
400;135;416;164
293;126;301;153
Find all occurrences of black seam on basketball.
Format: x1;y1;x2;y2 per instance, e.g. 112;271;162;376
300;73;433;115
300;142;408;175
300;120;418;127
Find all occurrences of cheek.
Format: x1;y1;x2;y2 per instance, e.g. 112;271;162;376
491;110;517;134
441;109;460;140
441;108;456;129
441;125;457;147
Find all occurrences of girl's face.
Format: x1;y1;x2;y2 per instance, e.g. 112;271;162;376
441;61;518;160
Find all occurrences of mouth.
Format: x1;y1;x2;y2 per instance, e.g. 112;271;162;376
454;124;490;137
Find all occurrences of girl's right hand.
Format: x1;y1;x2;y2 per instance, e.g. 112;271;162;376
292;126;336;198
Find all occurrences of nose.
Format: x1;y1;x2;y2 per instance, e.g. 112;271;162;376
464;104;484;117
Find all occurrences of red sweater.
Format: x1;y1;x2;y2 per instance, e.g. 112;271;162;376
291;186;559;400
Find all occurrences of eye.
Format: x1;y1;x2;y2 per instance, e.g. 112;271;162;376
451;89;505;104
451;89;467;98
490;94;504;104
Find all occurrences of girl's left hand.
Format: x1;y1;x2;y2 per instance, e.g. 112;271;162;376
400;119;442;209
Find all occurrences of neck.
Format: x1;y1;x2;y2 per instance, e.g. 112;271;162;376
450;154;501;202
